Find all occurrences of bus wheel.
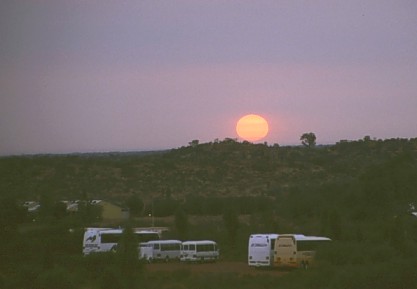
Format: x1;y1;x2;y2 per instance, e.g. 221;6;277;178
301;261;309;270
165;256;169;263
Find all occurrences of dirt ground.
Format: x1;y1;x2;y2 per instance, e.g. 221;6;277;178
145;261;287;276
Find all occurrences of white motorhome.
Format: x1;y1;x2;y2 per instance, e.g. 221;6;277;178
180;240;219;263
145;240;182;262
248;234;278;267
273;234;331;269
82;227;160;255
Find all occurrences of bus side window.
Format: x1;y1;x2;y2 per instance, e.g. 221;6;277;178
190;244;195;251
101;233;120;244
153;244;160;250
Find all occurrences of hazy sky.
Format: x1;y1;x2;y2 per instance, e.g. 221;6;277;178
1;1;417;155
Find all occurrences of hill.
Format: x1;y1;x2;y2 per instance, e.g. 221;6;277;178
1;138;415;196
1;136;417;227
1;137;417;288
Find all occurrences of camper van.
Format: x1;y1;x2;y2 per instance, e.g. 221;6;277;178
248;234;278;267
82;227;160;255
274;234;331;269
180;240;219;262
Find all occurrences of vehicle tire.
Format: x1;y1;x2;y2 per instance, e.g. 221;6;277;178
301;261;308;270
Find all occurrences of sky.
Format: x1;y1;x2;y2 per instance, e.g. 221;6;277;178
1;0;417;155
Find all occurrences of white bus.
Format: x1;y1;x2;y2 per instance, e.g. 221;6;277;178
82;227;160;255
273;234;331;269
248;234;278;267
146;240;182;262
180;240;219;263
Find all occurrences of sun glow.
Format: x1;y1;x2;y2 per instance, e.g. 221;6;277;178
236;114;269;141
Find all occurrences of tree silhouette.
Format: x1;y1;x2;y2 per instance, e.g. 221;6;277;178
300;132;317;148
117;225;143;288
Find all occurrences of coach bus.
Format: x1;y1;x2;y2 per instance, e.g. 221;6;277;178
248;234;278;267
82;227;160;255
180;240;219;263
273;234;331;269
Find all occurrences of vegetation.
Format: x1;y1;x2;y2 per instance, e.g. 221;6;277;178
300;132;317;148
1;136;417;288
174;205;189;240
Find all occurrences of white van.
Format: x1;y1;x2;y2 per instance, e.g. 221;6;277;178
82;227;160;255
248;234;278;267
145;240;182;262
180;240;219;262
139;242;154;262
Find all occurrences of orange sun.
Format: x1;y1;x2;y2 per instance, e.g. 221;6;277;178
236;114;269;141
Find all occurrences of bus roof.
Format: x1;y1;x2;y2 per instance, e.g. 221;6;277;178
278;234;331;241
182;240;217;245
85;227;166;232
85;227;161;234
146;240;182;244
85;227;112;232
250;234;279;238
100;229;123;234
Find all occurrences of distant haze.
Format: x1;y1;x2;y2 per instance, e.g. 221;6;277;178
1;1;417;155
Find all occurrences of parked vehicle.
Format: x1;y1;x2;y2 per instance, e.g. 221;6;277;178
139;242;154;262
180;240;219;262
82;227;160;255
248;234;278;267
145;240;182;262
273;234;331;269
